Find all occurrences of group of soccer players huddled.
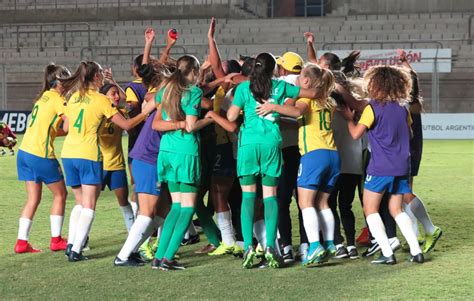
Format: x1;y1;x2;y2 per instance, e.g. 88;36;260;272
11;17;442;270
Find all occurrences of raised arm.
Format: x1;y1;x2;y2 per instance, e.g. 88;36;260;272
207;17;226;79
143;27;155;65
159;29;177;65
304;32;318;64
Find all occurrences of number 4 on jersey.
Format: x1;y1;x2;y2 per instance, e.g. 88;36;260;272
73;109;84;133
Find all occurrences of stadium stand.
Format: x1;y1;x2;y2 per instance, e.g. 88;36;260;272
0;1;472;112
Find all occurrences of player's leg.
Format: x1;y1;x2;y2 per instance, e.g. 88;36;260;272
338;174;360;259
316;191;336;257
363;188;395;265
15;181;43;253
299;187;325;265
262;177;280;268
46;180;68;251
240;177;257;268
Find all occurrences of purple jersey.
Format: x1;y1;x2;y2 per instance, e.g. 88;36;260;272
366;101;411;177
129;110;162;165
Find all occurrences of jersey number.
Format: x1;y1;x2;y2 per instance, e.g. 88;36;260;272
29;105;39;127
319;109;331;131
73;109;84;133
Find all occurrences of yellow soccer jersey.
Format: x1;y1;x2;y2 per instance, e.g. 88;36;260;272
61;89;118;161
125;79;143;103
20;89;66;159
99;109;126;171
213;87;232;145
297;98;337;155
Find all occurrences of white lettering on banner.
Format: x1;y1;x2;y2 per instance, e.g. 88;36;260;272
0;111;32;134
421;114;474;139
316;49;451;73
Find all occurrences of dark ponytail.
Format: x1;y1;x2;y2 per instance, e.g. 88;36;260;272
35;63;70;102
59;61;102;98
341;50;361;77
250;53;275;104
321;52;342;71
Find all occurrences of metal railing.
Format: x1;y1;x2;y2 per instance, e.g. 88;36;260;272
0;22;99;51
322;40;448;113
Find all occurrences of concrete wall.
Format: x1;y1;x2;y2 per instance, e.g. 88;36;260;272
0;4;234;24
330;0;474;15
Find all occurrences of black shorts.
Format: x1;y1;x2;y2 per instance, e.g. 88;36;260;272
213;143;236;177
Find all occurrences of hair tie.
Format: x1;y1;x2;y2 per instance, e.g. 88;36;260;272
256;61;262;67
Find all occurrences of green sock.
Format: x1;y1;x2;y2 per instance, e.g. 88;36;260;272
155;203;181;260
264;196;278;249
195;198;221;247
164;206;195;260
241;192;256;250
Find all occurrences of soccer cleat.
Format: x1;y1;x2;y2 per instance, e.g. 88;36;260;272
68;251;88;262
297;243;309;262
242;246;256;269
50;237;68;251
151;258;161;270
138;242;154;262
14;240;42;254
282;246;295;263
303;244;326;266
232;243;244;258
255;244;264;258
371;254;396;265
194;244;217;254
9;149;14;156
208;242;234;256
151;238;159;253
409;253;424;264
65;244;73;257
82;236;90;251
423;227;442;254
347;246;359;260
0;149;6;156
255;258;269;269
362;241;380;257
129;252;147;264
325;243;337;258
417;235;426;245
159;258;186;271
356;227;370;246
334;245;349;259
114;256;144;267
181;234;200;246
264;247;282;268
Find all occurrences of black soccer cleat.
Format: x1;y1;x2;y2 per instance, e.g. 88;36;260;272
129;252;147;264
282;247;295;263
409;253;424;264
65;244;73;257
347;247;359;260
114;256;144;267
68;251;88;262
181;234;200;246
335;245;349;259
363;241;380;257
371;254;396;265
151;258;161;270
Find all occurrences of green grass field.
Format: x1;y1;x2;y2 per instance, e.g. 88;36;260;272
0;138;473;300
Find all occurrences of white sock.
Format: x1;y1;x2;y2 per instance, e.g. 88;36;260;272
120;204;135;232
409;196;436;234
50;215;64;237
157;226;162;240
188;222;197;236
236;241;244;249
117;215;152;260
402;202;420;237
130;200;138;218
302;207;320;243
253;219;267;248
395;213;422;256
216;211;235;246
18;218;32;241
132;218;158;253
347;245;356;251
318;208;335;242
183;230;190;240
283;245;294;254
366;213;393;257
71;208;95;253
67;205;83;244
